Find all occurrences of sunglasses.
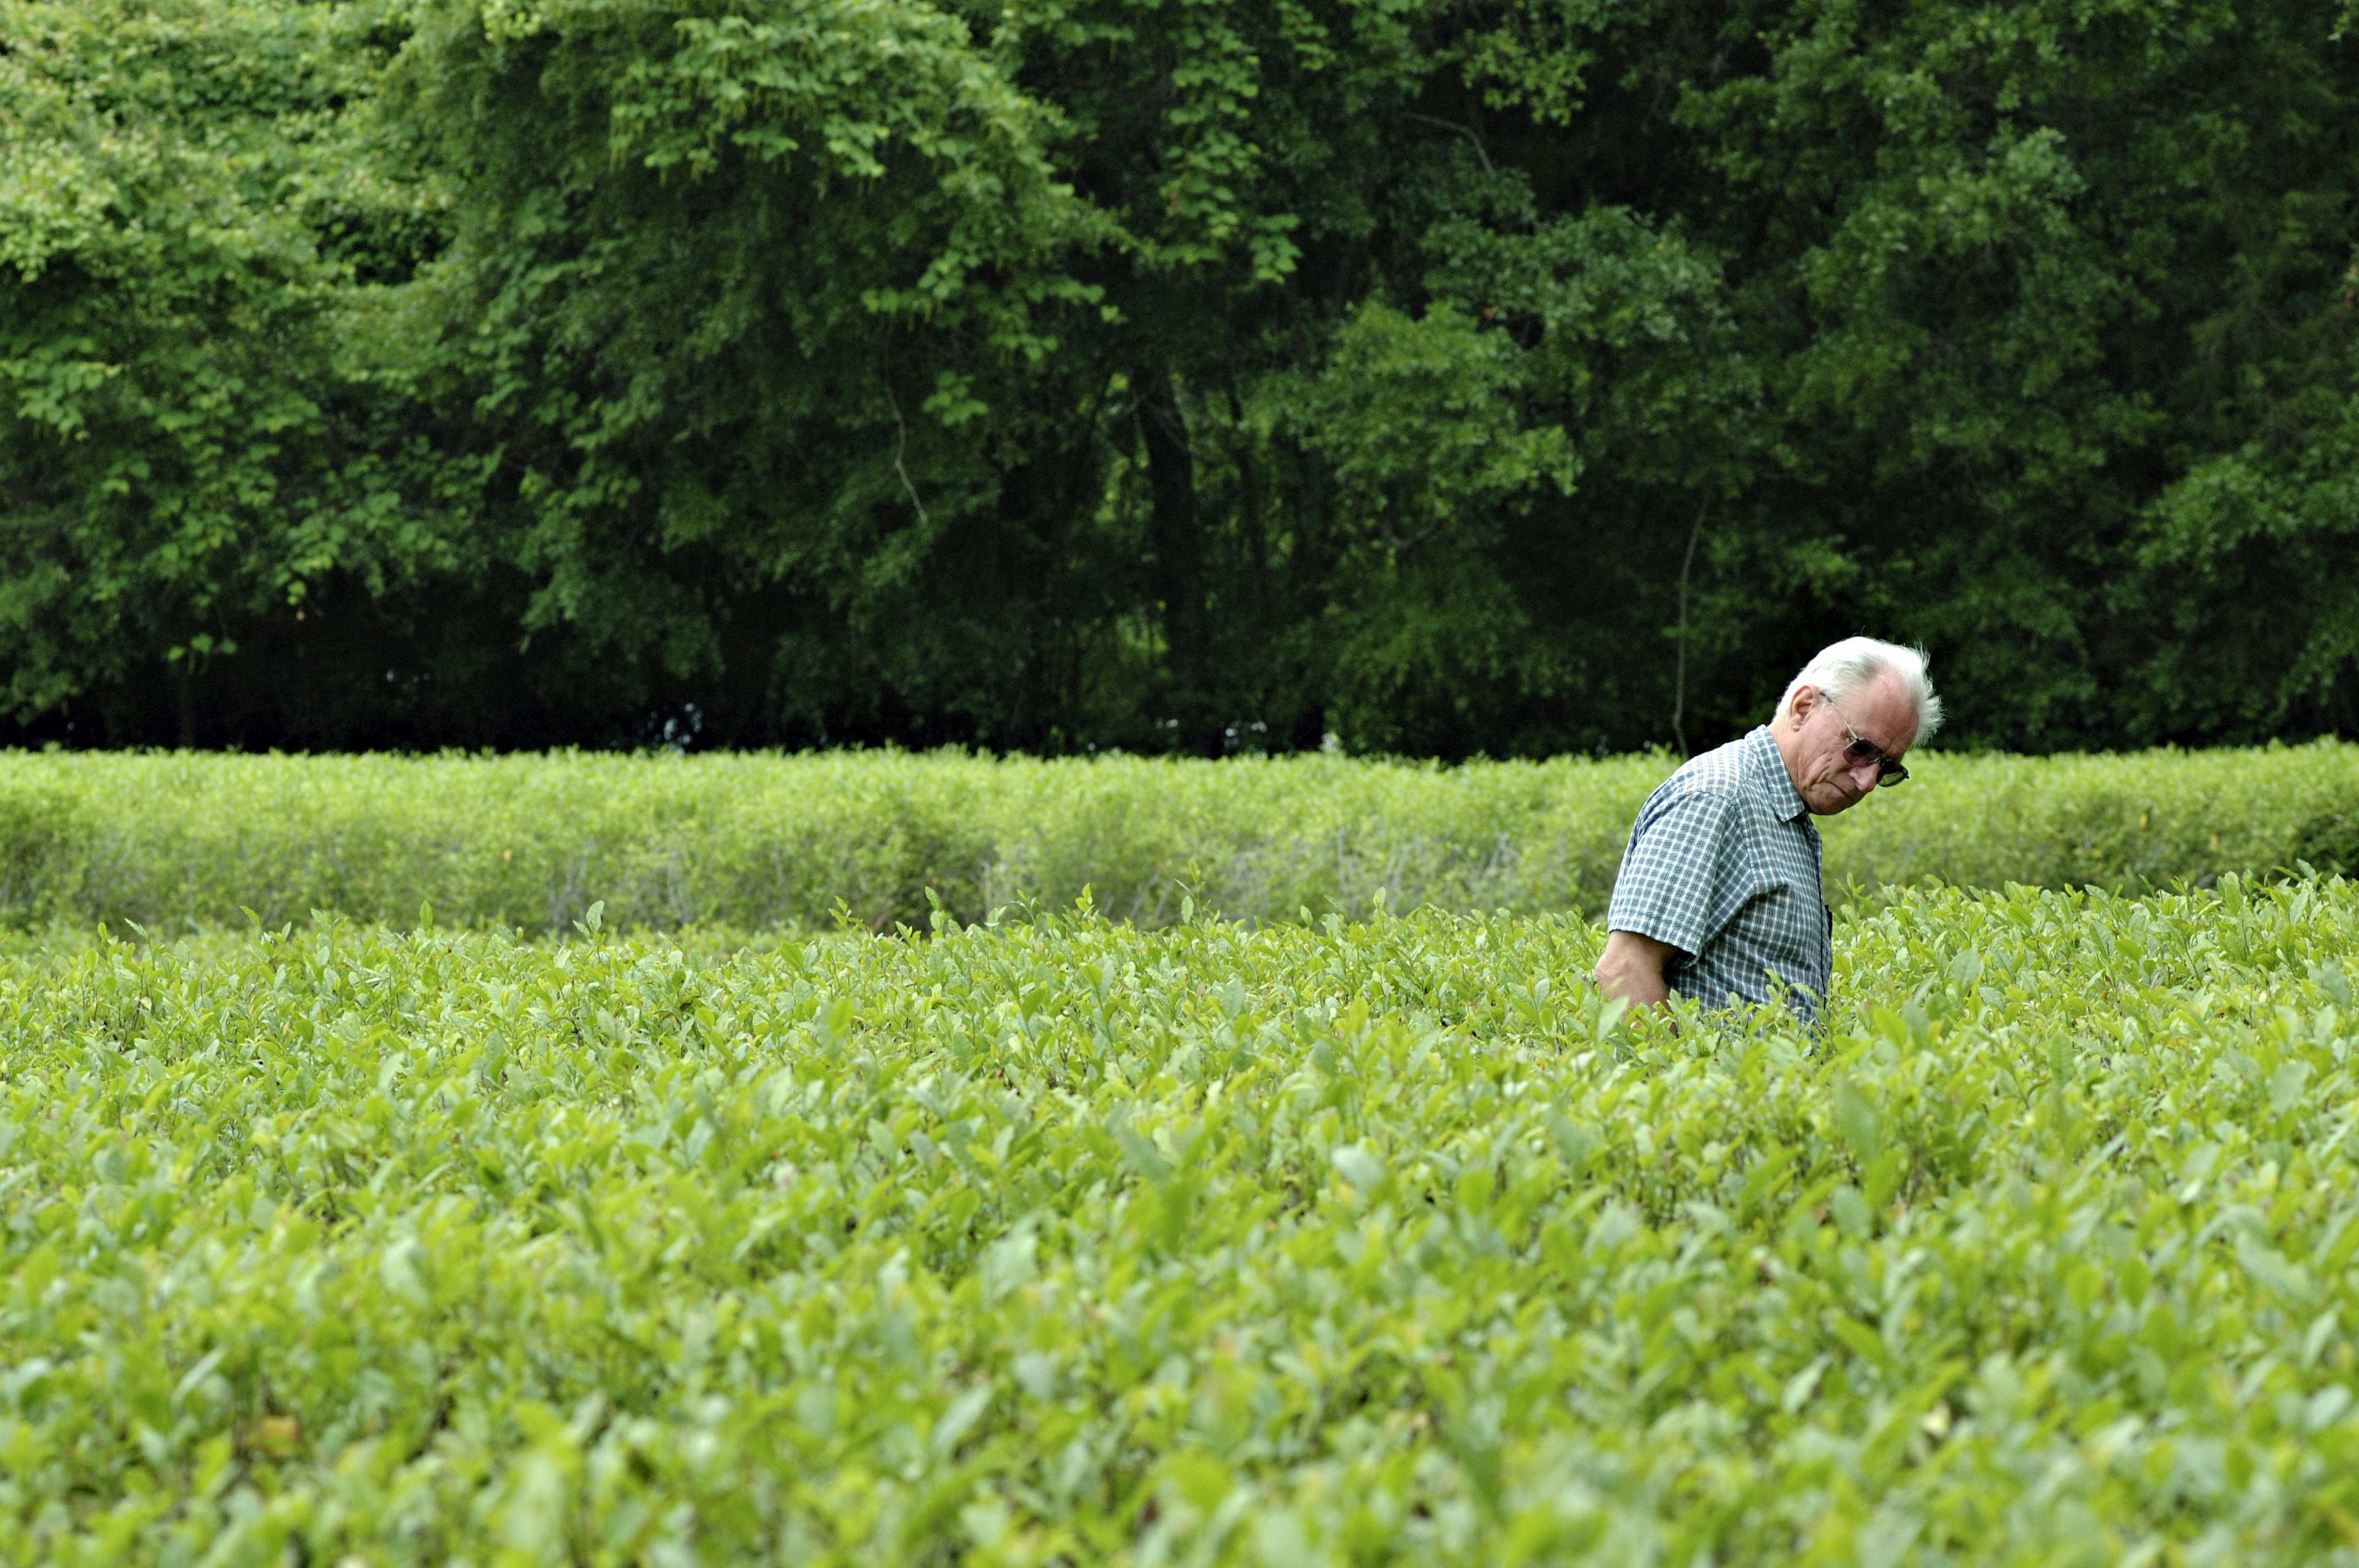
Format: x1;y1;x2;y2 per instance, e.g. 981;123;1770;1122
1825;696;1910;786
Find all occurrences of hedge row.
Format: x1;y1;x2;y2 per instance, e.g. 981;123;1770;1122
0;742;2353;931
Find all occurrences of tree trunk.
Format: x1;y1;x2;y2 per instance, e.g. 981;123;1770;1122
1281;435;1336;751
1136;371;1215;751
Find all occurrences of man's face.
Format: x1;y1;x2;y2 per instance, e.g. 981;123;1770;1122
1786;676;1914;815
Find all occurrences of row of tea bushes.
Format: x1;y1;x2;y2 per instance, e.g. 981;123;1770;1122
0;741;2353;930
0;749;1658;932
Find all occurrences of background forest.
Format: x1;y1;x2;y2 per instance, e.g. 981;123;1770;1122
5;0;2359;757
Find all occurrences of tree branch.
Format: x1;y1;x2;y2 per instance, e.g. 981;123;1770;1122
1673;499;1708;756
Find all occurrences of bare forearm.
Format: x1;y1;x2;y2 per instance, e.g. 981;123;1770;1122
1594;929;1675;1007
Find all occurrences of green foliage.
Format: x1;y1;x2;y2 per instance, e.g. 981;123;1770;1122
1661;0;2359;747
1817;742;2359;898
0;743;2356;934
4;0;2359;752
1283;302;1576;542
383;0;1108;715
0;746;1662;932
0;0;464;736
11;881;2359;1560
2139;389;2359;741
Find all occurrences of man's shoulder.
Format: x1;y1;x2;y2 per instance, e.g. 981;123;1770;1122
1654;729;1769;803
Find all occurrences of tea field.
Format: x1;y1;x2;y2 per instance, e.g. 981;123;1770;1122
7;879;2359;1564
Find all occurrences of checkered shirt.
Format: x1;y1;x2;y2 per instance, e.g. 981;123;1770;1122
1607;725;1832;1021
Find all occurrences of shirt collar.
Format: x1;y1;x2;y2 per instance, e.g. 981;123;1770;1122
1747;725;1812;823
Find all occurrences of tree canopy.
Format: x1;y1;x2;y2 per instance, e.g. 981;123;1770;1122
3;0;2356;754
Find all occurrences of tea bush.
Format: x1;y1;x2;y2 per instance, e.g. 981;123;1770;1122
1;742;2355;932
6;880;2359;1563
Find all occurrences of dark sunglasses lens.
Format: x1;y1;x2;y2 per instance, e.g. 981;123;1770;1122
1879;759;1909;785
1845;736;1879;761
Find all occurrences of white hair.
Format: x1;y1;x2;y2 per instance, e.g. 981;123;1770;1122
1775;637;1944;747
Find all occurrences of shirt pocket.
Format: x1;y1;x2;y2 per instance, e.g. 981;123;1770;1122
1743;882;1823;970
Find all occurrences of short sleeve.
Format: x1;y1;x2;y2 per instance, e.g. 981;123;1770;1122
1606;787;1756;957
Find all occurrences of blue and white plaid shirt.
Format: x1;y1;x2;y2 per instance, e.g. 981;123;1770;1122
1607;725;1832;1021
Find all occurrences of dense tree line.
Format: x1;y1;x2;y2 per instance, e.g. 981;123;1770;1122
4;0;2358;755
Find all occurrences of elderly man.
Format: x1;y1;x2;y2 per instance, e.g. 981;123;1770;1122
1594;637;1943;1021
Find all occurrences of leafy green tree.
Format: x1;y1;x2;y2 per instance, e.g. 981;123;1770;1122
374;0;1118;746
0;0;464;744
